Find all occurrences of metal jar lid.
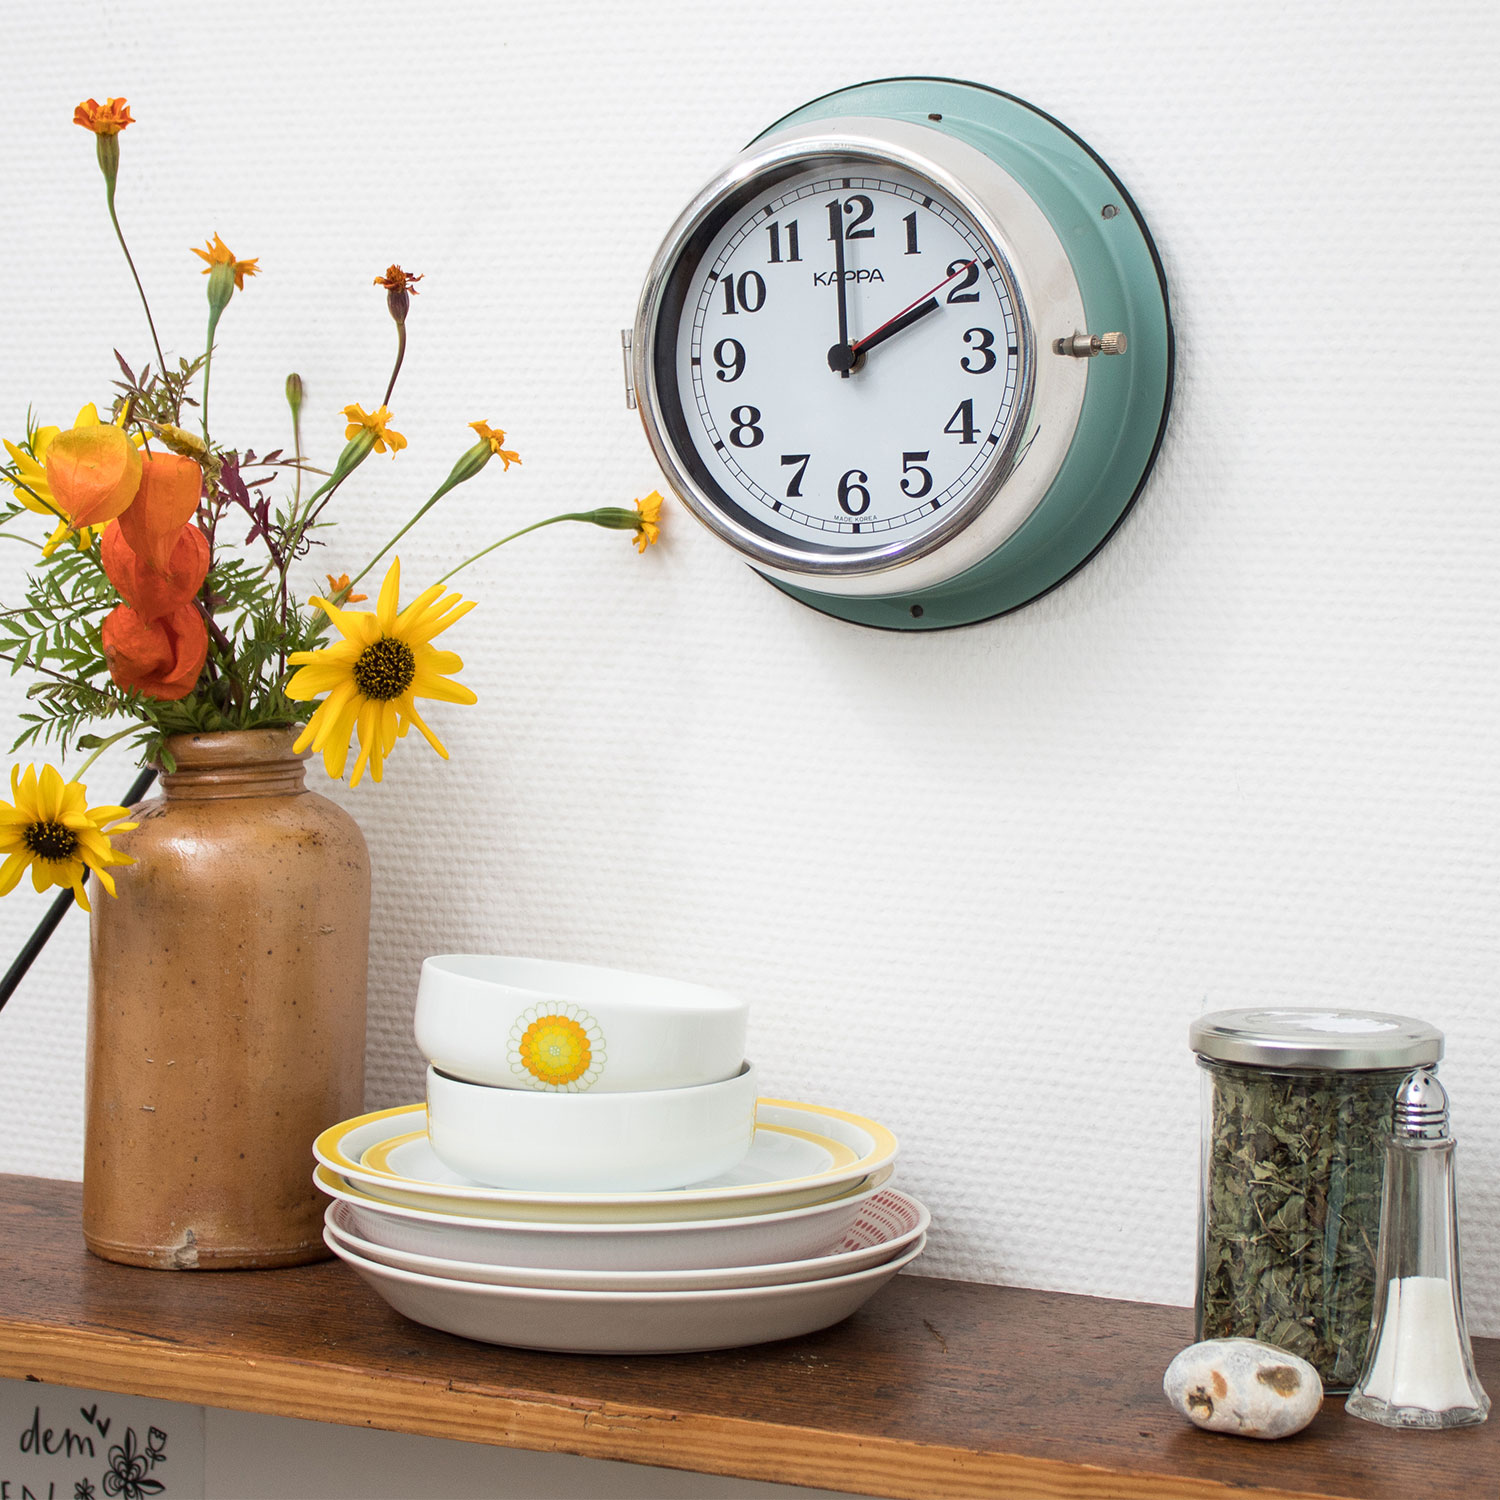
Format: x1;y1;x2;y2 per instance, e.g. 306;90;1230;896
1190;1007;1444;1071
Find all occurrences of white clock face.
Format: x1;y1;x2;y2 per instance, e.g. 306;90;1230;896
664;160;1028;558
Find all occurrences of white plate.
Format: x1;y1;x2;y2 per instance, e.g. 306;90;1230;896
313;1097;896;1223
314;1165;896;1269
325;1228;926;1353
325;1188;929;1291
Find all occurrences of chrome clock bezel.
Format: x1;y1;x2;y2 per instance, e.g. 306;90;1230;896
633;117;1087;591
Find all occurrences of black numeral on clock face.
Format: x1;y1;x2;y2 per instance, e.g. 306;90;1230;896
900;451;933;498
945;260;980;303
728;406;764;448
960;328;996;374
903;211;920;255
837;469;871;515
827;196;875;241
766;220;801;263
721;271;767;315
843;195;874;239
713;338;745;382
944;399;978;445
780;453;810;497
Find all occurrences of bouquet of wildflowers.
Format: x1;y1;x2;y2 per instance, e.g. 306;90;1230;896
0;97;662;911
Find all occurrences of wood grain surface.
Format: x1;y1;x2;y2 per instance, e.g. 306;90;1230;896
0;1175;1495;1499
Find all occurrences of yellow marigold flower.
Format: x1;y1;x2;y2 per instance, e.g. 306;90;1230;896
633;490;663;552
286;558;476;788
323;573;368;604
73;98;133;135
468;421;521;471
342;403;406;457
0;764;137;911
191;232;259;291
2;404;140;554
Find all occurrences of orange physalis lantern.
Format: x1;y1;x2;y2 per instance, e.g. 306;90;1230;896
101;601;208;701
43;423;142;530
117;452;202;573
101;522;210;620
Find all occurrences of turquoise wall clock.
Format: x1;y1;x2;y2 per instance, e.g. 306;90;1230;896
628;77;1173;630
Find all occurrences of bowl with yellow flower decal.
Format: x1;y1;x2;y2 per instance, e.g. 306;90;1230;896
414;955;749;1094
425;1061;760;1192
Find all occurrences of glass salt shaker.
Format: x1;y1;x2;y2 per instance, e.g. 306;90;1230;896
1346;1068;1490;1428
1190;1008;1444;1391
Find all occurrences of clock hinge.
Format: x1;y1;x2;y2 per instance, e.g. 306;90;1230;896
620;329;637;410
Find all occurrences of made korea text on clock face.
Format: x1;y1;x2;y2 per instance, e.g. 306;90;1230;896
675;164;1024;550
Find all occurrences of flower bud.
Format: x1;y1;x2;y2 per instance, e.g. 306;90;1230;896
95;132;120;194
579;507;641;531
206;260;236;320
285;373;304;419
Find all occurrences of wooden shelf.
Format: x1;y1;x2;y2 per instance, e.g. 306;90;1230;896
0;1175;1495;1499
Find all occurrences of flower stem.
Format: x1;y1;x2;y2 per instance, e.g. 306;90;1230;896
71;725;141;783
382;321;407;408
434;514;594;585
105;179;169;408
347;469;471;589
200;305;223;445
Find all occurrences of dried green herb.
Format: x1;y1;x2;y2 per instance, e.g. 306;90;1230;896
1196;1061;1403;1391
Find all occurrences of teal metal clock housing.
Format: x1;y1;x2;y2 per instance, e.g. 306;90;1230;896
631;78;1173;631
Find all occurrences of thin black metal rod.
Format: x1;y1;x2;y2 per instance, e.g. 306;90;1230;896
0;766;158;1016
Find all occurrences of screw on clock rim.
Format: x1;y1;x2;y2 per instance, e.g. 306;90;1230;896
633;125;1038;580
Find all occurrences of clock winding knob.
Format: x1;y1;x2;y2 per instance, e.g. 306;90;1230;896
1053;331;1128;357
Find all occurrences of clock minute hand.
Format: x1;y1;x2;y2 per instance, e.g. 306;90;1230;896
826;198;853;378
852;259;978;361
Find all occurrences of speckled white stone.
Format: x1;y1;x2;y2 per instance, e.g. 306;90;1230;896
1164;1339;1324;1440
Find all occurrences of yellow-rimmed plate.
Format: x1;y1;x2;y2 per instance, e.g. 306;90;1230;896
313;1098;897;1223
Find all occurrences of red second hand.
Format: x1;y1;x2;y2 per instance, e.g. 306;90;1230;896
851;259;977;354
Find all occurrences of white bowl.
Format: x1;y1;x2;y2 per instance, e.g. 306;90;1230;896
425;1062;758;1192
414;954;748;1093
324;1188;929;1291
325;1228;926;1354
314;1166;894;1269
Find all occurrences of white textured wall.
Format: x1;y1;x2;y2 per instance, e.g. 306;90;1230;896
1;0;1498;1349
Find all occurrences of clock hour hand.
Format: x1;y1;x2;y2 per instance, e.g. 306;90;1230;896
851;296;938;358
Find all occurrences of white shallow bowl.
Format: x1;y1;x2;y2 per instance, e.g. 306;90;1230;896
326;1229;926;1353
415;954;748;1093
324;1189;929;1291
314;1097;898;1223
314;1166;894;1270
426;1062;758;1192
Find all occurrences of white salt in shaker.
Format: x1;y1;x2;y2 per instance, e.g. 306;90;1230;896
1346;1068;1490;1428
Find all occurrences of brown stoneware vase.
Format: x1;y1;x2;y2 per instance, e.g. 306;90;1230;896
83;728;370;1269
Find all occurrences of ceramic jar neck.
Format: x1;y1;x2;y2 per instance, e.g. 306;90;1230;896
157;729;308;801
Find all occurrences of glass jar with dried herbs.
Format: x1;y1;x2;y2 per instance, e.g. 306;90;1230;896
1191;1008;1444;1392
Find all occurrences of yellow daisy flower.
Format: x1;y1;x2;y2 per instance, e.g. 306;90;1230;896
633;490;663;552
342;403;406;456
0;764;137;911
2;404;138;554
286;558;477;788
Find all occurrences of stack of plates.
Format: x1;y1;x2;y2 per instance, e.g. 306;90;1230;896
313;1096;925;1354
